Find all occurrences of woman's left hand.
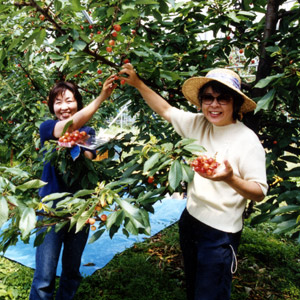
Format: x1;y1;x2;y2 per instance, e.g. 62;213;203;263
197;160;233;182
100;75;118;99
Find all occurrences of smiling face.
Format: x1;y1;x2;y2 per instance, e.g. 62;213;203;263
200;86;235;126
53;89;78;121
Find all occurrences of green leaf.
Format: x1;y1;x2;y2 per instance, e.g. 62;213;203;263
136;0;158;3
143;153;163;173
54;0;63;11
277;190;300;202
73;40;87;51
19;35;35;52
106;210;124;230
254;73;284;88
0;196;9;228
159;0;169;13
254;89;276;113
41;192;70;203
73;189;94;198
35;29;47;47
137;187;166;204
183;143;206;154
269;205;300;216
175;138;198;148
160;70;181;81
19;207;36;238
2;167;29;178
8;30;29;51
168;160;182;190
69;200;91;230
273;219;297;234
88;229;105;244
227;11;241;23
76;210;92;233
34;227;52;247
17;180;47;191
115;198;146;231
250;213;272;225
70;0;85;11
62;120;73;135
120;9;140;23
106;178;136;189
181;164;194;183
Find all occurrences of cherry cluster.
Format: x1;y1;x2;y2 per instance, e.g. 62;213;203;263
86;214;107;231
58;130;88;147
190;154;220;176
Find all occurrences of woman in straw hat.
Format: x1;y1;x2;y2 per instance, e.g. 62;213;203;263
119;64;268;300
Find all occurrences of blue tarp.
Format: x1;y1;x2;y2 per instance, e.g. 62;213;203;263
1;197;186;276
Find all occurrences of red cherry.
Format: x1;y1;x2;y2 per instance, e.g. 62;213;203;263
97;69;102;74
88;218;96;225
123;58;130;64
100;214;107;222
191;154;219;175
120;79;125;85
147;176;154;184
112;31;118;37
106;46;112;53
89;25;93;29
206;169;213;176
113;24;121;32
108;40;115;46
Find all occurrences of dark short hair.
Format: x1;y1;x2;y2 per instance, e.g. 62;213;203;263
48;82;83;115
198;81;244;120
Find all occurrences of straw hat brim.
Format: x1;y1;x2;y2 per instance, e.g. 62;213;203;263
182;77;256;114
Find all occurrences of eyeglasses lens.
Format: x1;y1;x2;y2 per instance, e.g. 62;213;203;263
201;94;232;105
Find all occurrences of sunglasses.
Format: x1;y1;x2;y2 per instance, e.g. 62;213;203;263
200;94;232;105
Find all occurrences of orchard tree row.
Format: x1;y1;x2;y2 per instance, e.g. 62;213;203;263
0;0;299;250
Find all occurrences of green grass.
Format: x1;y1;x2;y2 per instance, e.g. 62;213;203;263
0;221;299;300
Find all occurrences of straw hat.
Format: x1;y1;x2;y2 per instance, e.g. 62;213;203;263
182;68;256;113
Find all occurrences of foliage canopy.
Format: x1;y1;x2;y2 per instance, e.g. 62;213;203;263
0;0;299;249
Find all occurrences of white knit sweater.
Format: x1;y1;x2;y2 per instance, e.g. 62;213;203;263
170;107;268;233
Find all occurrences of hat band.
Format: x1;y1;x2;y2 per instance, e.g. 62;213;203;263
206;73;241;90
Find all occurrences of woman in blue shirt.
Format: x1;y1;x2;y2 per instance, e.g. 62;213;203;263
30;76;116;300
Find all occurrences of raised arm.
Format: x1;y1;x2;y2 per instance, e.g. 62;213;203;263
53;75;117;138
119;64;173;123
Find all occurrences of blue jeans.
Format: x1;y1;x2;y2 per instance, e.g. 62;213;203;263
29;222;89;300
179;209;241;300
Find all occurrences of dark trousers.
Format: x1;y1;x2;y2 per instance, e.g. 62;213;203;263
29;223;89;300
179;209;241;300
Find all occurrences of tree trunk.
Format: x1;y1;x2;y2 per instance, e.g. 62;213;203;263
254;0;281;97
